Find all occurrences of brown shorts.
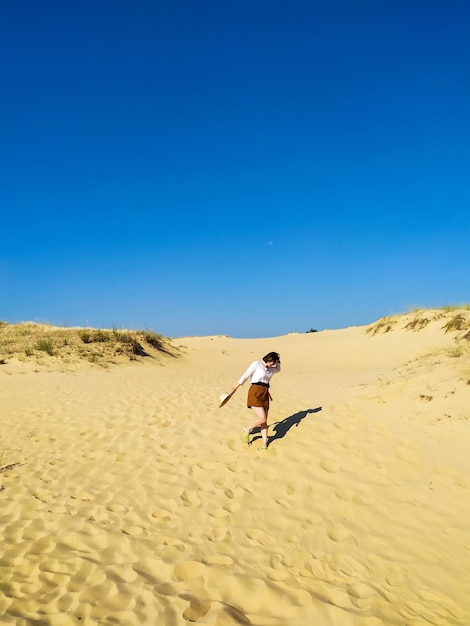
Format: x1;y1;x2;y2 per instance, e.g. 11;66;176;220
247;384;270;411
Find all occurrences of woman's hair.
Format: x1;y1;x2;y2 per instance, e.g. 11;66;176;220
263;351;280;363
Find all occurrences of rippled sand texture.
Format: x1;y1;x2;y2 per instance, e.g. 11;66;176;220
1;312;470;625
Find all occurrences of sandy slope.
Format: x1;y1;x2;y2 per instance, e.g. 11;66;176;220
1;311;469;625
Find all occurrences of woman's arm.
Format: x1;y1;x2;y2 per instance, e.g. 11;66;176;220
231;361;257;392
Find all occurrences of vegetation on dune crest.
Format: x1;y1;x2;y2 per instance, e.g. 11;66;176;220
443;314;470;333
441;304;470;312
364;307;470;367
365;306;470;337
364;315;399;335
0;322;177;369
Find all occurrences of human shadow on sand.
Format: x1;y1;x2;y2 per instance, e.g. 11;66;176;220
251;407;322;445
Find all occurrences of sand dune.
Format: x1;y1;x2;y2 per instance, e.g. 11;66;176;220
1;310;469;625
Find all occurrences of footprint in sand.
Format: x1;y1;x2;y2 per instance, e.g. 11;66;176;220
115;453;129;462
87;509;112;526
320;458;340;473
195;461;218;471
301;514;321;529
28;535;55;556
180;490;201;507
335;486;355;500
182;598;211;622
206;527;232;542
158;540;187;561
399;600;445;623
266;567;289;581
415;590;465;622
32;488;54;503
348;582;375;609
122;526;148;538
173;560;207;582
71;491;94;502
311;583;353;610
327;524;351;542
106;503;129;514
151;507;174;526
79;579;120;606
205;555;234;567
385;566;404;586
133;557;173;584
105;564;138;584
246;529;273;546
223;500;241;514
219;575;282;615
281;550;307;568
207;508;229;519
303;558;329;578
67;561;103;593
79;429;100;440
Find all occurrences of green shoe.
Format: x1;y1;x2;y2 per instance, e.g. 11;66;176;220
242;428;250;444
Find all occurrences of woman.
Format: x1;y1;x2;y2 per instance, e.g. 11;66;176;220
231;351;281;449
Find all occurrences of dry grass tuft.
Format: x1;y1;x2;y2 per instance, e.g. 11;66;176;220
442;304;470;312
365;307;470;336
0;322;177;370
443;314;470;334
364;316;398;335
446;345;464;358
419;394;433;402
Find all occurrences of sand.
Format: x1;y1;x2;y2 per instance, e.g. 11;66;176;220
1;311;470;625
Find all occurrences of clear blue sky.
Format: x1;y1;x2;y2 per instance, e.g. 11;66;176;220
1;1;469;338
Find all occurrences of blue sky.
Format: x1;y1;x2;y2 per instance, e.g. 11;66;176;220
1;1;469;338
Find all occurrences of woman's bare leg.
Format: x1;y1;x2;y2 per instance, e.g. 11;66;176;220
246;406;269;447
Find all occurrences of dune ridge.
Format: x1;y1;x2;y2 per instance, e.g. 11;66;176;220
1;309;470;625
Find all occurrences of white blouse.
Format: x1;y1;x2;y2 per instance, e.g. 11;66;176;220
238;360;281;386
